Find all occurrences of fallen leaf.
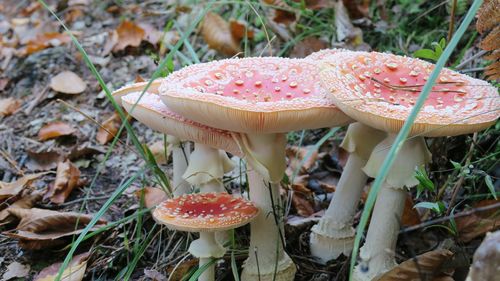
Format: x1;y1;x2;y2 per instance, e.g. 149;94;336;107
20;2;41;16
291;190;315;217
26;150;64;171
148;141;171;165
333;1;370;51
64;8;85;24
113;21;145;52
68;144;105;160
38;121;76;141
379;249;454;281
136;187;168;209
166;258;197;281
0;173;47;201
45;160;82;204
50;71;87;94
0;98;21;117
96;112;123;145
138;23;163;46
286;145;318;178
342;0;370;19
402;195;421;227
2;262;30;280
0;191;43;225
455;200;500;242
263;0;296;25
290;37;328;58
201;12;241;56
4;208;106;250
34;252;89;281
24;32;71;55
229;19;254;41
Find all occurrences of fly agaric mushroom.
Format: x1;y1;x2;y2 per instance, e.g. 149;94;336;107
153;192;259;281
121;91;241;195
159;57;353;281
307;49;388;262
112;80;192;197
320;51;499;280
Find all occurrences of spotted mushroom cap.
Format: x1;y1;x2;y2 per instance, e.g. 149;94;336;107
111;79;164;106
320;51;500;137
121;92;242;156
159;57;353;134
153;192;259;232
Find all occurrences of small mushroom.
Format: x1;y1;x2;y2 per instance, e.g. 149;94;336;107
320;51;499;280
159;57;353;280
153;192;259;281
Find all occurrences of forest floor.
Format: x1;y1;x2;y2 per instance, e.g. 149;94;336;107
0;0;498;280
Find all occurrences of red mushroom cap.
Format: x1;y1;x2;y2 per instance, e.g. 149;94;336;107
121;92;241;156
153;193;259;232
159;57;353;133
320;51;500;137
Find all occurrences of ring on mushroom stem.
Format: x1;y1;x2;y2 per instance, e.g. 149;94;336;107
153;192;259;281
319;50;499;280
158;56;353;281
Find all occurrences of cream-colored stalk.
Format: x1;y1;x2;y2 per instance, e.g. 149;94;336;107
167;135;192;197
310;123;386;262
235;133;296;281
189;231;226;281
353;134;431;280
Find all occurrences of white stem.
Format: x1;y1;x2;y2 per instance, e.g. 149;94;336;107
169;136;191;197
237;133;296;281
310;153;368;261
354;183;406;281
188;232;226;281
310;123;386;262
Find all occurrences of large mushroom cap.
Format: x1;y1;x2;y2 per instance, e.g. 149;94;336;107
153;192;259;232
320;51;500;137
159;57;353;133
121;91;241;156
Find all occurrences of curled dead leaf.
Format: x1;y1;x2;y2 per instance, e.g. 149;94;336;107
379;249;454;281
0;190;43;225
45;160;82;204
34;252;89;281
455;200;500;242
0;172;48;202
201;12;241;56
113;21;145;52
135;187;168;209
4;208;106;250
26;150;64;171
50;71;87;94
96;112;125;145
0;98;21;117
23;32;71;55
38;121;76;141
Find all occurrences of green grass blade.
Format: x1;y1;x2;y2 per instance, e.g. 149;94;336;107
187;259;218;281
349;0;484;278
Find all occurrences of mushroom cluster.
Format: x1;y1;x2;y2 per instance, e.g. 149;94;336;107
113;49;499;281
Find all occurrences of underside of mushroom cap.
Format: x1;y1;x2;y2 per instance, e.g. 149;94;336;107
159;57;353;133
320;51;500;137
121;91;241;156
153;193;259;232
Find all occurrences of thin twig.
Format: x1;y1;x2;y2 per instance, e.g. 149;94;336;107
447;0;458;43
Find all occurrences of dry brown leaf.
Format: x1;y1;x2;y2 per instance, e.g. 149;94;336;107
263;0;296;25
167;258;198;281
379;249;454;281
455;200;500;242
135;187;168;209
64;8;85;23
45;160;82;204
96;112;123;145
113;21;145;52
2;262;30;280
0;191;43;225
38;121;76;141
342;0;370;19
402;194;421;227
201;12;241;56
0;98;21;117
24;32;71;55
148;141;171;165
4;208;106;250
229;19;254;41
286;145;318;178
20;2;41;16
290;37;328;58
0;173;47;202
50;71;87;94
26;150;64;171
291;190;315;217
34;252;89;281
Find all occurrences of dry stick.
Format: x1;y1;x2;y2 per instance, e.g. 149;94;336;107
456;50;488;69
401;201;500;234
0;148;23;175
447;0;458;44
446;132;478;216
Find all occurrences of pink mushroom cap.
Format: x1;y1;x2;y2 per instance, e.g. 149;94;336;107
159;57;353;134
320;51;500;137
153;192;259;232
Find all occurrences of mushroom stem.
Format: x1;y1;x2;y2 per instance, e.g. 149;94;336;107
189;232;226;281
310;123;386;262
236;133;296;281
354;134;431;280
168;136;192;197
